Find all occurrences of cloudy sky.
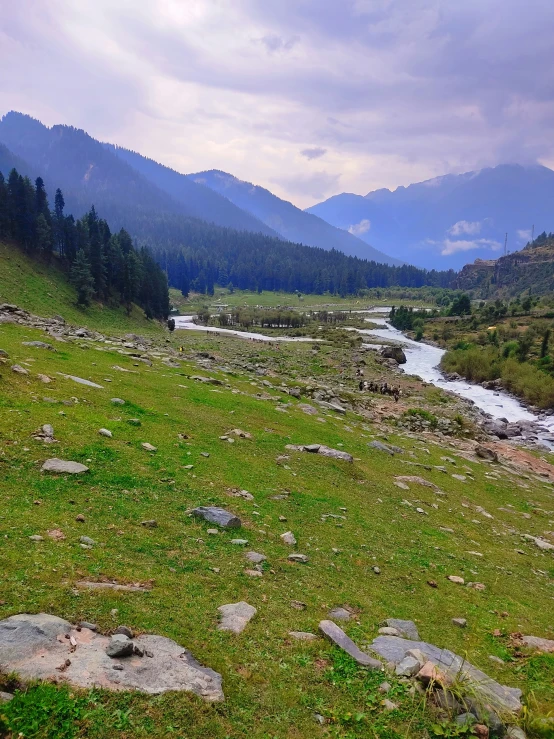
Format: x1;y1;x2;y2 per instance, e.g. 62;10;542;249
2;0;554;208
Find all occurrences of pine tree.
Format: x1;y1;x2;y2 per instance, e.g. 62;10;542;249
54;188;65;257
70;249;95;306
35;213;53;258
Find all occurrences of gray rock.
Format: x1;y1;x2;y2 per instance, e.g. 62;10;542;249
505;728;527;739
369;440;403;455
288;553;309;563
475;445;498;462
42;458;89;474
0;349;8;358
304;444;321;453
245;552;266;564
381;346;407;364
141;520;158;528
29;535;44;542
378;681;391;693
378;627;400;636
328;607;351;621
384;619;420;640
79;622;98;631
316;445;353;462
58;374;103;388
0;613;223;700
12;364;29;375
106;634;134;658
79;536;96;546
127;418;141;426
280;531;297;546
22;341;54;350
99;428;113;438
192;507;241;529
217;602;256;634
141;443;157;452
520;635;554;652
452;618;467;628
114;626;133;638
370;635;522;717
382;698;398;711
455;713;476;727
395;655;421;677
298;404;318;415
111;398;125;405
42;424;54;438
0;691;13;702
231;539;248;546
289;631;317;641
319;620;382;669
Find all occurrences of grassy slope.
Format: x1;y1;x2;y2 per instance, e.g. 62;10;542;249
0;242;162;336
0;315;553;737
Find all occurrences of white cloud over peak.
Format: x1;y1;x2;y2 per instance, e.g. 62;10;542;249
447;220;482;236
441;238;502;256
348;219;371;236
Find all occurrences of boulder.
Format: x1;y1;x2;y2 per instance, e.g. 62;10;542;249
192;507;241;528
475;445;498;462
22;341;55;350
319;620;382;669
217;602;256;634
384;619;420;640
381;346;407;364
369;441;403;455
41;458;89;474
12;364;29;375
520;635;554;653
106;634;134;658
0;613;223;700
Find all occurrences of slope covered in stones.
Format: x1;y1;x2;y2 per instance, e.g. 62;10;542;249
0;301;553;738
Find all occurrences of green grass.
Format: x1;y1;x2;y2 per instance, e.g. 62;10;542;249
0;242;163;336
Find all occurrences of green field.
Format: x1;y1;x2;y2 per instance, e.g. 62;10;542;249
1;307;553;737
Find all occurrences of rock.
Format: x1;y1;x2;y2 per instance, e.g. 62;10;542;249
114;626;133;638
520;635;554;653
231;539;248;545
319;620;382;669
370;635;522;718
0;691;13;702
289;631;317;641
280;531;297;546
79;536;96;546
244;569;262;577
316;445;353;462
127;418;141;426
475;445;498;462
37;374;52;383
99;428;113;438
79;622;97;631
192;507;241;528
382;698;398;711
0;349;8;357
245;552;266;564
106;634;134;658
394;475;441;491
298;404;318;415
378;681;391;693
141;443;157;452
395;655;421;676
47;529;66;541
452;474;467;482
22;341;55;350
369;440;403;455
111;398;125;405
455;713;477;727
228;428;252;439
385;619;420;640
378;627;400;636
381;346;407;364
75;514;85;523
207;528;218;535
217;602;257;634
505;728;527;739
452;618;467;628
58;374;103;388
12;364;29;375
0;613;223;700
288;553;309;563
42;424;54;438
76;581;150;592
141;520;158;528
373;566;381;574
447;575;465;585
304;444;321;453
29;535;44;541
473;725;489;739
42;458;89;474
483;422;508;439
328;607;351;621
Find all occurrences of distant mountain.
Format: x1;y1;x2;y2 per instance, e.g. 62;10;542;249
0;141;34;181
306;164;554;270
187;169;401;265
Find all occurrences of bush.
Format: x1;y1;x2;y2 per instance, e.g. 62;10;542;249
441;346;500;383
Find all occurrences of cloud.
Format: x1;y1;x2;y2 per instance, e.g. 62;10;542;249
301;146;327;160
348;218;371;236
447;220;482;236
517;228;532;241
271;170;341;199
441;238;502;256
259;34;300;53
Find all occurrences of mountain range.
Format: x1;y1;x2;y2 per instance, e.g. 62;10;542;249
0;111;399;266
306;164;554;270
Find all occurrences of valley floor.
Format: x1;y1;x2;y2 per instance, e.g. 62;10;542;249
0;302;553;738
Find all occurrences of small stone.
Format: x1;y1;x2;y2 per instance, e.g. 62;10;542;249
192;507;241;528
244;569;262;577
127;418;141;426
29;535;44;541
290;601;307;610
47;529;66;541
12;364;29;375
245;551;266;564
218;601;257;633
201;452;210;458
42;424;54;438
79;622;98;631
111;398;125;405
373;566;381;574
378;627;400;636
395;656;420;677
42;458;89;474
378;681;391;693
505;728;527;739
280;531;297;546
114;625;133;638
99;428;113;438
278;515;287;522
113;664;124;671
427;580;438;588
452;618;467;628
319;620;382;669
329;607;351;621
382;699;398;711
37;374;52;383
79;536;96;546
231;539;248;545
106;634;134;658
75;514;85;523
489;655;505;665
0;691;13;702
474;725;489;738
289;631;317;641
207;528;219;535
385;619;420;640
288;553;309;563
447;575;465;584
141;520;158;528
141;443;157;452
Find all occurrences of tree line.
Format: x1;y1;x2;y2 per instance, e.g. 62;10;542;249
152;243;455;299
0;168;169;319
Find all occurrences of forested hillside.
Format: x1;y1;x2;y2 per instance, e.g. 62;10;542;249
0;167;169;319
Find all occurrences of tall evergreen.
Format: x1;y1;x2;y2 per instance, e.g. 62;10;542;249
70;249;95;306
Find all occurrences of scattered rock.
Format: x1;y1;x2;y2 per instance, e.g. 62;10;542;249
244;569;262;577
378;681;391;693
42;458;89;474
192;507;241;529
114;626;134;638
141;520;158;528
280;531;297;546
29;535;44;542
381;346;406;364
452;618;467;628
289;631;317;641
76;581;151;592
328;607;351;621
127;418;141;426
106;634;134;658
395;655;421;677
319;620;382;669
207;528;218;535
505;728;527;739
384;619;420;640
369;440;403;455
520;635;554;653
22;341;55;350
245;552;266;564
37;374;52;383
141;443;157;452
75;514;85;523
231;539;248;546
475;445;498;462
12;364;29;375
59;374;103;388
79;536;96;546
0;691;13;702
79;622;97;631
378;627;400;636
288;553;309;563
98;428;113;438
0;613;223;700
285;443;353;462
47;529;66;541
394;476;441;491
217;602;257;634
447;575;465;585
111;398;125;405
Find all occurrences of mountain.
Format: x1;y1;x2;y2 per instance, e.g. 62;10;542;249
187;169;401;265
306;164;554;270
456;232;554;298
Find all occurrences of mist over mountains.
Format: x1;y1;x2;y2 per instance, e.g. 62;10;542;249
306;164;554;270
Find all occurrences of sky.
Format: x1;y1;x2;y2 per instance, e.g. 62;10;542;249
1;0;554;209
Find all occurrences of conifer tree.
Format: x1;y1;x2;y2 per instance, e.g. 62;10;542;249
70;249;95;306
